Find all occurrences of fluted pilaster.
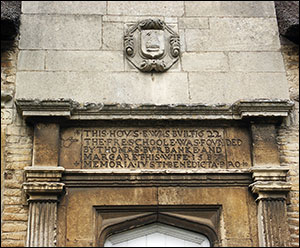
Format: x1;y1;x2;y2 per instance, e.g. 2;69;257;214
27;201;57;247
258;199;290;247
250;168;291;247
23;166;64;247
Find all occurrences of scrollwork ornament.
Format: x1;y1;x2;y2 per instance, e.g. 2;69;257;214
170;35;180;57
124;33;135;57
140;59;166;72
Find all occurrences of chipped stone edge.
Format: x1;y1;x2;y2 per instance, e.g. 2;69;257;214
15;98;294;121
62;168;252;187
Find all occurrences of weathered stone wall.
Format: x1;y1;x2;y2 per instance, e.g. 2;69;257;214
1;1;299;247
1;40;32;247
16;1;289;105
277;39;299;247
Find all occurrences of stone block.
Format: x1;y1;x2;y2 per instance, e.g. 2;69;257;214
17;51;45;71
189;72;289;104
3;206;28;214
1;109;13;125
46;51;123;71
179;29;186;52
178;18;209;29
103;15;165;23
186;18;280;51
22;1;106;14
102;22;124;51
1;232;27;241
185;1;276;17
19;15;102;50
251;124;281;167
16;71;189;104
229;52;285;72
108;1;184;16
33;123;59;167
1;240;26;247
2;213;28;221
240;72;290;99
182;52;228;71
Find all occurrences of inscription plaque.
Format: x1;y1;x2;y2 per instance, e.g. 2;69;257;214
60;127;251;170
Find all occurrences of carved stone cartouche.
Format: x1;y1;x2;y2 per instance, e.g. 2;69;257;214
124;19;180;72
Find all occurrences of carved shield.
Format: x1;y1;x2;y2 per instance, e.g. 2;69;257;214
124;19;180;72
140;30;165;59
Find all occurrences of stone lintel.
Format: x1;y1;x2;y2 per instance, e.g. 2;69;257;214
62;169;252;188
15;99;294;121
16;99;72;118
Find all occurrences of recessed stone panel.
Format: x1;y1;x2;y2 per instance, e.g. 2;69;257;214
60;126;251;170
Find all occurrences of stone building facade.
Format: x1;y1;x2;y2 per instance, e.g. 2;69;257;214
1;1;299;247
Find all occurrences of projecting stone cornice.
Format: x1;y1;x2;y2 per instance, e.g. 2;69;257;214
15;99;294;122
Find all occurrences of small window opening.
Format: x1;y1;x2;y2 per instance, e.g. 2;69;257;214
104;223;211;247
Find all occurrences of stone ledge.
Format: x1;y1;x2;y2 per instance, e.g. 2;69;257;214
15;99;294;121
24;166;65;182
250;167;290;181
62;169;252;187
23;166;65;201
250;181;292;200
250;167;292;200
23;182;64;193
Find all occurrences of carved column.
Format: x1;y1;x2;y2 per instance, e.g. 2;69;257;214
23;123;64;247
250;124;291;247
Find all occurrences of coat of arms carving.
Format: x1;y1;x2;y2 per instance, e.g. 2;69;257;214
124;19;180;72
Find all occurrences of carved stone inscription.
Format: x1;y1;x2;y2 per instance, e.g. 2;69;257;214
60;127;251;170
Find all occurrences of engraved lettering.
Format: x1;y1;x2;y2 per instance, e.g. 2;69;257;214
59;127;251;170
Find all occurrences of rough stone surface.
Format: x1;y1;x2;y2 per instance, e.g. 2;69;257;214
182;52;228;72
102;22;124;51
22;1;106;15
1;38;31;247
178;18;209;29
277;42;299;247
185;1;276;17
228;52;285;72
33;123;59;167
2;2;298;247
107;1;184;16
45;51;123;72
57;187;258;247
19;15;102;50
185;18;280;52
189;72;289;104
16;72;189;104
17;50;45;71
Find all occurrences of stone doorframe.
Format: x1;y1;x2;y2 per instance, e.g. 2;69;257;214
17;99;293;247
